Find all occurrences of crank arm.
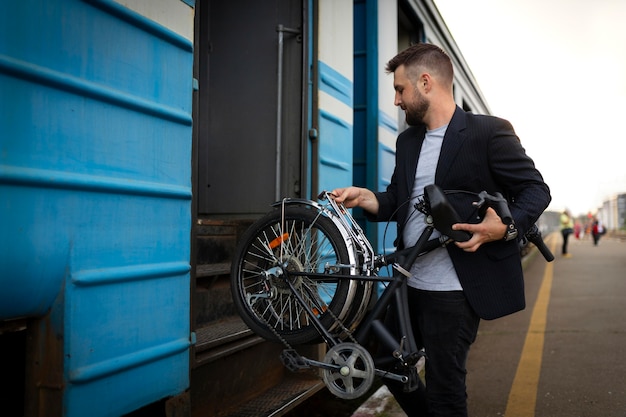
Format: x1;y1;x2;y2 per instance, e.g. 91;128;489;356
301;357;342;372
281;349;342;372
375;368;409;383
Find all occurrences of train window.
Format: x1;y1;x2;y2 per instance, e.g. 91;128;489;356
399;0;425;47
463;99;473;113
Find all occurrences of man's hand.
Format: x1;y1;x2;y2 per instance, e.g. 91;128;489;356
330;186;379;215
451;207;508;252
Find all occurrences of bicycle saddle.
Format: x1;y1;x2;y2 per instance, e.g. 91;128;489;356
424;184;472;242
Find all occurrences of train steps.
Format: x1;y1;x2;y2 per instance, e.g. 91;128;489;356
191;219;325;417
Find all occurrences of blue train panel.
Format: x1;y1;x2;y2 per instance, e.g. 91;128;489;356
317;61;354;195
0;0;193;415
377;141;398;255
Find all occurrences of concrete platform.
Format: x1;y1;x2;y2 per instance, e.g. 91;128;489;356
352;233;626;416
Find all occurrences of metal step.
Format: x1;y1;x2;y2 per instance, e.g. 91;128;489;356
193;316;260;366
223;375;324;417
195;218;253;265
194;263;236;326
196;262;231;278
190;218;328;417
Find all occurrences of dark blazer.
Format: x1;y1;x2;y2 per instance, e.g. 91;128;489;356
371;106;551;320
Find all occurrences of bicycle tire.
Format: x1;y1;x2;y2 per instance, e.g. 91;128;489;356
231;205;355;345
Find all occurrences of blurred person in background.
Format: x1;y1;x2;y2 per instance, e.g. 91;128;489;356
591;217;605;246
560;210;574;257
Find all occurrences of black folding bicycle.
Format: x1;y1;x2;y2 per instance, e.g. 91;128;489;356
230;184;554;399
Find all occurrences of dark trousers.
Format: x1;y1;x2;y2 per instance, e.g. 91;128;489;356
592;232;600;246
385;288;480;417
561;228;572;254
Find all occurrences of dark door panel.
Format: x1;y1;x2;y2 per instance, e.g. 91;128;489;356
197;0;305;215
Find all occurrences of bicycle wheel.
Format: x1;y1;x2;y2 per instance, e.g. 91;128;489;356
231;205;356;345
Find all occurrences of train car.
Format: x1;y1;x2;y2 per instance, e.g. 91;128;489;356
0;0;489;416
1;1;194;416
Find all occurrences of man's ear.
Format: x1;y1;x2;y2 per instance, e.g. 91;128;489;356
420;73;432;93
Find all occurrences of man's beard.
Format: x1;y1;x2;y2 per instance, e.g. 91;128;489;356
404;89;429;126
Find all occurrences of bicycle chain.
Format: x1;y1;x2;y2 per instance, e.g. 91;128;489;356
255;277;420;396
256;280;360;352
257;301;295;351
323;297;359;345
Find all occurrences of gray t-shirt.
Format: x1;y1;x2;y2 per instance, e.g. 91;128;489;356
402;124;462;291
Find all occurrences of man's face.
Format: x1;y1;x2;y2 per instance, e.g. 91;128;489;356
393;65;429;126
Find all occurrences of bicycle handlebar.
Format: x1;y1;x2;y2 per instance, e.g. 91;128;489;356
322;186;554;265
523;224;555;262
377;222;554;270
472;190;554;263
376;235;447;269
473;190;513;224
426;186;554;263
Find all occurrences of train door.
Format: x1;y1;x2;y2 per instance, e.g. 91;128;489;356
196;0;306;216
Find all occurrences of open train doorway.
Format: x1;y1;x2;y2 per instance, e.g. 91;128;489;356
196;0;307;217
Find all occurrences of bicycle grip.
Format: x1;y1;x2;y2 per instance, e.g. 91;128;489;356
473;191;513;225
493;192;513;224
525;224;554;262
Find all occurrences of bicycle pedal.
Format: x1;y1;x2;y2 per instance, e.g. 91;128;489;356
280;349;310;372
402;365;421;393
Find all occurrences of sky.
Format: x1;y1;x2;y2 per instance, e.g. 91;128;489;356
433;0;626;216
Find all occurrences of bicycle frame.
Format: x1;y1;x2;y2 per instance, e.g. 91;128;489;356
272;191;442;390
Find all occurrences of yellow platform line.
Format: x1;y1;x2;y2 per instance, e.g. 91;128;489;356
505;235;558;417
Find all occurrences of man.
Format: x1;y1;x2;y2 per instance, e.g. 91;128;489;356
332;43;551;417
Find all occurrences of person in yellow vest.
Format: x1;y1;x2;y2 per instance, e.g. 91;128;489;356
560;210;574;257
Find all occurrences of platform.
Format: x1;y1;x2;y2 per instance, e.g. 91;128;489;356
352;233;626;416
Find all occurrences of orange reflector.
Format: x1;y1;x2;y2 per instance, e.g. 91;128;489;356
268;233;289;249
312;306;328;316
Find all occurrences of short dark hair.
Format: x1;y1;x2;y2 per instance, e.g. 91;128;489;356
386;43;453;86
